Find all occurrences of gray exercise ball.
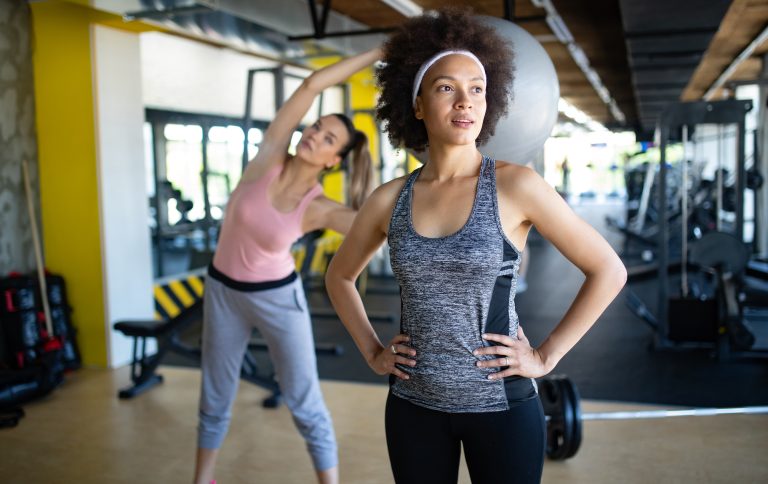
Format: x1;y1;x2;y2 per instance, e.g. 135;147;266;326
477;15;559;165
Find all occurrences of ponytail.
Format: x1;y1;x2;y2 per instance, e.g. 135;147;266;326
332;113;373;210
347;131;372;210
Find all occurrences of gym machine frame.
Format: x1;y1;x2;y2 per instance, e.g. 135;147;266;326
241;66;351;171
654;99;752;352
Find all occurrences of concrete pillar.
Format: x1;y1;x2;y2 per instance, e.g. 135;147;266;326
0;0;38;274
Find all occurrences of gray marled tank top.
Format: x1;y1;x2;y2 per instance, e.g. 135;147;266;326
388;156;536;413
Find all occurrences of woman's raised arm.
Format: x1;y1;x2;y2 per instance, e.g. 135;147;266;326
241;47;382;183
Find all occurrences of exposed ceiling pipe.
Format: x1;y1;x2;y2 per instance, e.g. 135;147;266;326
703;24;768;100
194;0;387;56
380;0;423;17
531;0;626;124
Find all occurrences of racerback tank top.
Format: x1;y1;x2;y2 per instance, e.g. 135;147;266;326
387;156;537;413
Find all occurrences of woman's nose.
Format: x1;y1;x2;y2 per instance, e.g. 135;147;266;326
455;90;472;109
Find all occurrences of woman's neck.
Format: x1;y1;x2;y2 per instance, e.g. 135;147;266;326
422;144;482;182
278;156;321;192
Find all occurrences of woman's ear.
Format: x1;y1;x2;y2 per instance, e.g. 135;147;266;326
326;154;342;170
414;97;424;120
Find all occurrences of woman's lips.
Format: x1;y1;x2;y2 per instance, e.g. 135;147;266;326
452;119;474;128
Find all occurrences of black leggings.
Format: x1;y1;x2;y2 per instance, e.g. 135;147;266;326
385;393;546;484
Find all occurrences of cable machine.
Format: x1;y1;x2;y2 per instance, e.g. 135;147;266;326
654;99;753;353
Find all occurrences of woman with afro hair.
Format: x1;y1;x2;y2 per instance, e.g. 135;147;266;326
326;7;626;483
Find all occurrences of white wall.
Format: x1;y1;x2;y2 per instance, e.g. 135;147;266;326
140;32;280;120
139;32;343;124
92;25;155;367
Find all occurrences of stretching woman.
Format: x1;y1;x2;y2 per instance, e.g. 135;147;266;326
326;9;626;484
193;47;380;484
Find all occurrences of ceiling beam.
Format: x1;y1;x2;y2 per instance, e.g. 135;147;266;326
682;0;768;101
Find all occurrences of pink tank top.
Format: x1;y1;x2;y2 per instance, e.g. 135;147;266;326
213;164;324;282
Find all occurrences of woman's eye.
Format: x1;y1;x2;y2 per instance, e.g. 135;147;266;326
325;137;333;144
438;85;453;92
472;86;484;94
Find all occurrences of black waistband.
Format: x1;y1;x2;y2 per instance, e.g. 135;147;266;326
207;264;297;292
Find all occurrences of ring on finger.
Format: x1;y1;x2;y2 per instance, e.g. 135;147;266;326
504;356;510;366
390;344;397;355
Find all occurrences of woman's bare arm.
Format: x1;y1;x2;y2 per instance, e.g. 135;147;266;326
325;179;415;378
240;48;382;184
477;166;627;378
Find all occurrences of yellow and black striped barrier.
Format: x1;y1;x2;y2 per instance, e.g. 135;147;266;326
153;270;205;321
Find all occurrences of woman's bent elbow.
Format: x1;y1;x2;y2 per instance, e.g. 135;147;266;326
614;260;628;290
325;260;347;292
325;262;337;288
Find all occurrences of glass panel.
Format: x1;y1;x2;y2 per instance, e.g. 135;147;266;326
248;127;263;144
252;71;277;120
164;124;204;222
143;122;155;197
206;124;246;219
149;111;271;278
288;130;302;156
320;86;344;116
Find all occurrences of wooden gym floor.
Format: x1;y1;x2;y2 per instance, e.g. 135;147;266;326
1;366;766;483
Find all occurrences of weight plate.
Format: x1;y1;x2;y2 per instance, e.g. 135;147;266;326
560;376;583;459
689;231;748;274
541;375;577;460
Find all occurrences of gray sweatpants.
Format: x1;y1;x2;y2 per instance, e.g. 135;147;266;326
198;275;338;471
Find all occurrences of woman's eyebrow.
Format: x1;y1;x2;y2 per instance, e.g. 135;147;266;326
430;75;485;84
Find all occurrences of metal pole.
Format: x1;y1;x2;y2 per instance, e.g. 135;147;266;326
201;123;212;251
753;129;761;253
275;66;285;131
318;91;325;119
759;54;768;255
717;125;723;232
657;123;670;344
736;115;747;242
633;162;655;233
580;406;768;421
544;406;768;422
152;120;166;277
504;0;515;21
681;125;689;297
242;69;256;173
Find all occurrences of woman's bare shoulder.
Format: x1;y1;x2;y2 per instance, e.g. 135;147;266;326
366;173;410;206
495;160;540;193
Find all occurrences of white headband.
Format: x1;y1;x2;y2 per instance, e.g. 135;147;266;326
411;50;487;107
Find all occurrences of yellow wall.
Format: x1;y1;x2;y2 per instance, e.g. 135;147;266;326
31;1;106;366
349;64;381;176
30;1;158;367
